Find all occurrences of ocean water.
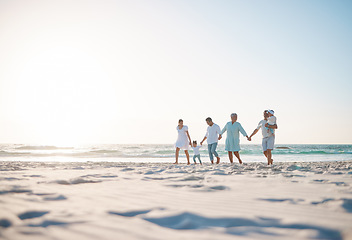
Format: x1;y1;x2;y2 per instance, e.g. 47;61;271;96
0;144;351;163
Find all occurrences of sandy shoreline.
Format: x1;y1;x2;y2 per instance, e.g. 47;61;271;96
1;161;352;240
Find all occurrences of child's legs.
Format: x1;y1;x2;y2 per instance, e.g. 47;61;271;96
267;124;275;134
193;155;197;163
195;155;201;164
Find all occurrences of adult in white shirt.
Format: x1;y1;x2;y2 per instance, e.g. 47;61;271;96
175;119;192;165
248;110;278;165
200;117;221;164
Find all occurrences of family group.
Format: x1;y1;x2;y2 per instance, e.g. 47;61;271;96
175;110;277;165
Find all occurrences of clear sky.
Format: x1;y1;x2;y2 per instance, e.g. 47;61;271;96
0;0;351;145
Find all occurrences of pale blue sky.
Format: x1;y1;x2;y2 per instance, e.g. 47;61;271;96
0;0;351;145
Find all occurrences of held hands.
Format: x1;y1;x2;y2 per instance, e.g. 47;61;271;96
247;136;251;141
200;141;203;145
218;135;222;141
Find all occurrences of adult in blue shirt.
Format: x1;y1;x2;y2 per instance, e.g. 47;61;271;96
219;113;250;164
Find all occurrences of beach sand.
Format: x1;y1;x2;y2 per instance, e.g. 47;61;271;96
1;161;352;240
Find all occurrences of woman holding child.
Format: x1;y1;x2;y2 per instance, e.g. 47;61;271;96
174;119;192;165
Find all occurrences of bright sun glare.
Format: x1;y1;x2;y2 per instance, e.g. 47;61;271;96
13;46;116;146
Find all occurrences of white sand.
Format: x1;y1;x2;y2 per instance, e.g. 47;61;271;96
1;161;352;240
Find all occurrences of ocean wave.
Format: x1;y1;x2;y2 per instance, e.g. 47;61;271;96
0;144;351;159
0;150;31;156
274;150;352;155
15;145;74;151
89;150;122;154
295;151;336;155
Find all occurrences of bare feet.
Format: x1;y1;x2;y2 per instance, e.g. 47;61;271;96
216;157;220;164
187;162;190;165
239;159;243;164
173;162;178;164
211;161;214;164
267;159;274;165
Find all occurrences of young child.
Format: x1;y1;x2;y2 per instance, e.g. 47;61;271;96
191;141;202;165
266;109;276;136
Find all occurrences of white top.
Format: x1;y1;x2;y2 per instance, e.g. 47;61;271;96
267;116;277;126
256;119;274;138
175;125;189;150
205;123;221;144
191;146;202;155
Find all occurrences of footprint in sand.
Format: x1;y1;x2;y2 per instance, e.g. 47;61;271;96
0;177;23;181
50;178;102;185
108;208;166;217
312;179;329;183
312;198;352;213
143;176;178;181
0;188;32;195
108;209;152;217
258;198;304;204
27;220;77;228
18;211;49;220
80;174;118;179
331;182;349;186
0;219;12;228
207;185;229;191
141;212;342;239
121;168;135;172
179;176;204;181
43;194;67;201
342;199;352;212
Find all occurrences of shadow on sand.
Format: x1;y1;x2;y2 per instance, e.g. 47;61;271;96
110;210;342;239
